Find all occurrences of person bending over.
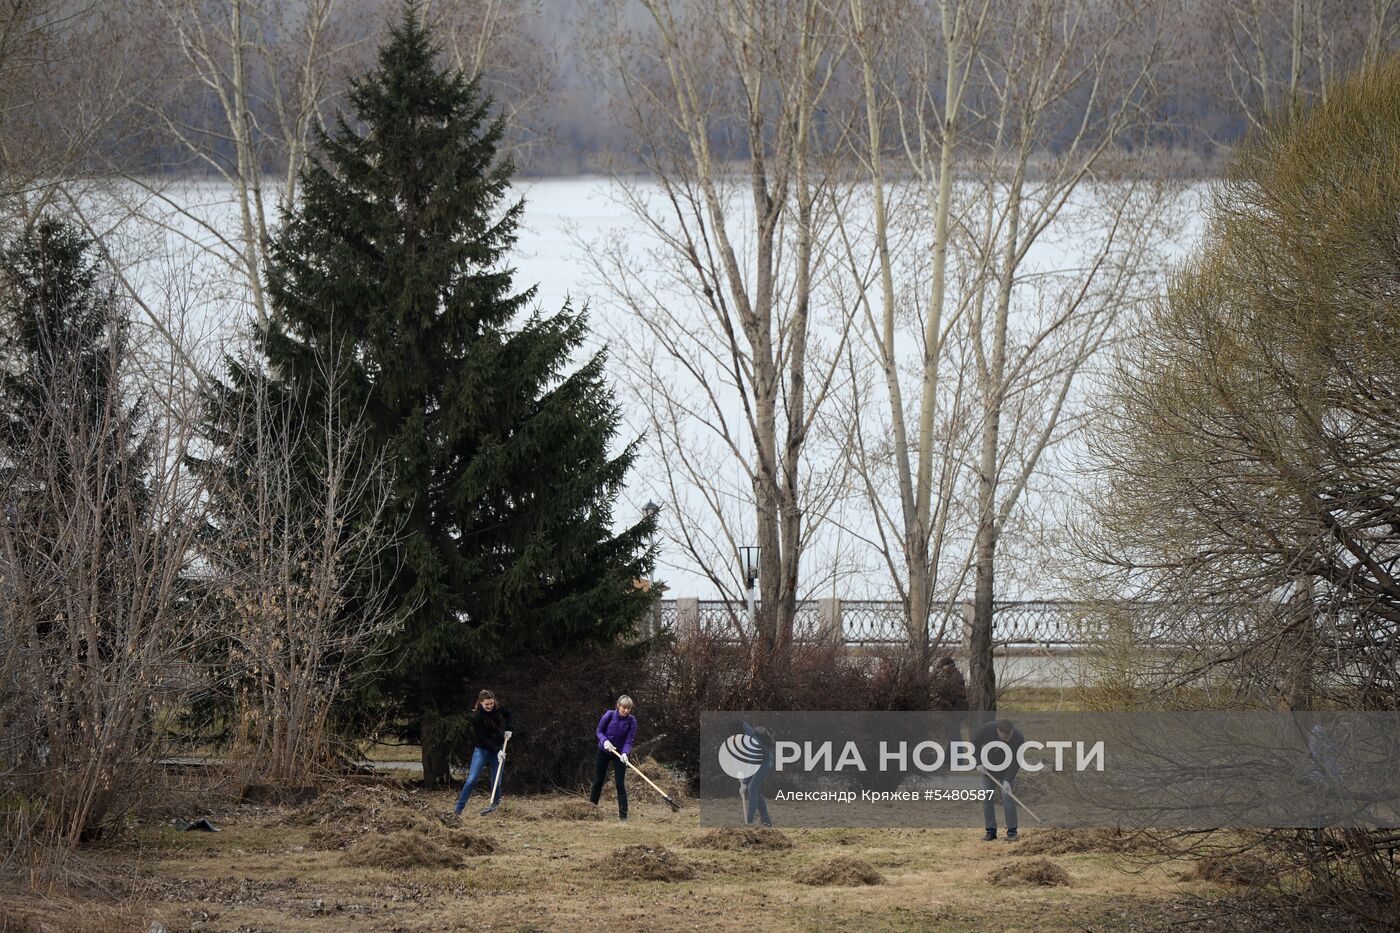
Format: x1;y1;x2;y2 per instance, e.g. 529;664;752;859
973;718;1024;841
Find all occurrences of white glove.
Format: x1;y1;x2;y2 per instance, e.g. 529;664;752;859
504;730;513;741
1002;781;1012;794
603;739;615;752
498;750;507;762
619;753;629;765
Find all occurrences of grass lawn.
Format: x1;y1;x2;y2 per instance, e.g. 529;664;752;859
1;783;1241;932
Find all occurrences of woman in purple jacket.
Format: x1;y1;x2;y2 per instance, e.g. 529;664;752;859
589;694;637;821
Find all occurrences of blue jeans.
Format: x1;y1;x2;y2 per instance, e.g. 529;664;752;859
742;759;772;825
982;773;1017;834
454;747;502;812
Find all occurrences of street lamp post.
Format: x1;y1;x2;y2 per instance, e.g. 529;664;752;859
740;546;761;632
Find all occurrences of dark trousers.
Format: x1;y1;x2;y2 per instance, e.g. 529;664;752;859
982;773;1017;834
590;746;628;817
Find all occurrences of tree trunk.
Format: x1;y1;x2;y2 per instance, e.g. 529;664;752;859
968;519;997;715
421;736;452;789
908;554;933;672
419;670;453;788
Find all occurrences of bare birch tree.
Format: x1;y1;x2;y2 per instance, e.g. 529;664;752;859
828;0;1181;707
584;0;853;652
953;1;1183;712
827;0;989;664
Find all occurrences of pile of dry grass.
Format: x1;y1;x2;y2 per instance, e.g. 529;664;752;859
592;844;697;882
289;782;458;852
307;804;444;851
688;827;793;852
342;830;463;870
1014;828;1146;857
546;799;603;821
987;858;1071;887
794;856;883;886
1188;855;1270;886
288;783;426;826
446;830;498;856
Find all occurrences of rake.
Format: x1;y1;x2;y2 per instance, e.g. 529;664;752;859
613;747;682;812
977;765;1044;824
479;733;511;816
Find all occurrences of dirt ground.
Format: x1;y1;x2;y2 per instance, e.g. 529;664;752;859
1;784;1247;933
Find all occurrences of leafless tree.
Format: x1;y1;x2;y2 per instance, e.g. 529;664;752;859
827;0;989;663
423;0;559;164
829;0;1182;705
201;351;403;786
0;222;215;862
583;0;855;652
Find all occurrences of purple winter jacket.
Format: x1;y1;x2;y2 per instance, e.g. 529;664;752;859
596;709;637;755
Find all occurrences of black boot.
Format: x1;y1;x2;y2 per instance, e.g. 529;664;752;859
983;829;997;841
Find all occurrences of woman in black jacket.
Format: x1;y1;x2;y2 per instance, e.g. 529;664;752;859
453;689;513;815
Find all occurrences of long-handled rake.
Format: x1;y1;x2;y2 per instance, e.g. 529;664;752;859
479;734;511;816
613;748;682;812
977;765;1044;824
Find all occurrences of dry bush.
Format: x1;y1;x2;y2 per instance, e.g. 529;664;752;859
987;858;1071;887
592;844;695;882
198;357;403;788
794;856;883;887
688;827;794;852
639;634;936;782
342;831;462;870
1014;828;1147;857
0;224;216;865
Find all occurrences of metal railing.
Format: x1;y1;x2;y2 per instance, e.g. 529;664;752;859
647;598;1101;647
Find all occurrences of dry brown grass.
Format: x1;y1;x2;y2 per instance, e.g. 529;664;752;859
445;829;498;856
988;857;1072;887
1;790;1228;932
0;893;159;933
688;827;793;851
1014;828;1147;857
545;798;604;820
794;855;883;886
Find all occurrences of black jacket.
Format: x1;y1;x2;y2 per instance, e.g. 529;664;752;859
471;705;513;753
972;721;1024;781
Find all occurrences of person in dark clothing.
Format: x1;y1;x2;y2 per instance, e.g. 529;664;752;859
972;719;1024;841
590;694;637;821
453;689;513;814
738;721;775;826
931;657;969;749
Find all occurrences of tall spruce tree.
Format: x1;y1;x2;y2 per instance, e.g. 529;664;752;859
261;6;655;784
0;219;151;523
